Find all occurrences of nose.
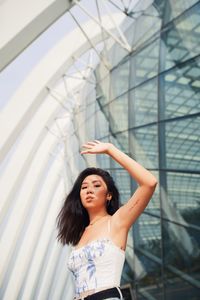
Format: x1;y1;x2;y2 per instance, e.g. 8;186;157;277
86;186;94;194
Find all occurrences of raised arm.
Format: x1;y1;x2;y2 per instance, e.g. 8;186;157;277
81;140;158;230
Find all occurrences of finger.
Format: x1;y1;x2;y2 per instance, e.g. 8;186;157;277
81;150;93;154
94;140;100;144
80;150;87;154
81;143;93;149
84;141;96;146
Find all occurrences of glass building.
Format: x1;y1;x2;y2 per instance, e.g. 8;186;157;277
0;0;200;299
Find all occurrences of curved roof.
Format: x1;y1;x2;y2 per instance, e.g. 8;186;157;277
0;0;75;71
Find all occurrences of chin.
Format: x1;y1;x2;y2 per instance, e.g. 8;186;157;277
83;203;95;208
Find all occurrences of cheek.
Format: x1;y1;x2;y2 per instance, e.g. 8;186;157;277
97;189;107;198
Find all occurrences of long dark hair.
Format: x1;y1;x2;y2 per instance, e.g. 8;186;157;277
56;167;120;246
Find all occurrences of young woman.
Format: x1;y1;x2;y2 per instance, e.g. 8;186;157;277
56;140;157;300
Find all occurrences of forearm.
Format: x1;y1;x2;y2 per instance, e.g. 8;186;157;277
107;144;157;187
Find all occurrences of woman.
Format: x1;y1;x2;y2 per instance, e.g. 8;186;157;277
56;140;157;300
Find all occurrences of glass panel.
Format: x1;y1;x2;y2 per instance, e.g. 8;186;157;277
109;134;131;204
130;125;158;170
168;0;199;20
162;220;200;294
96;153;110;170
167;172;200;227
163;59;200;119
130;78;158;127
108;42;129;69
109;93;129;133
137;213;161;257
133;173;160;259
127;4;161;49
129;39;159;89
166;116;200;171
135;255;163;300
162;3;200;65
85;101;96;137
110;59;129;100
165;274;200;300
111;169;131;205
95;73;110;106
95;104;109;139
155;0;199;23
111;131;129;154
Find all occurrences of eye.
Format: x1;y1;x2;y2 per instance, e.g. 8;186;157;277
94;184;101;187
81;186;87;189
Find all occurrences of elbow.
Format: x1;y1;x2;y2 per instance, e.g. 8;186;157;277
140;178;158;190
148;177;158;189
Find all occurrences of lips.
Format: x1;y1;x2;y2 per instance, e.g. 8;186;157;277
85;196;94;201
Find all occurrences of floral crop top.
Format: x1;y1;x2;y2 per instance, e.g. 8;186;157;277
67;219;125;298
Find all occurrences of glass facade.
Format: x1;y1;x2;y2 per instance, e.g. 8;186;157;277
83;1;200;299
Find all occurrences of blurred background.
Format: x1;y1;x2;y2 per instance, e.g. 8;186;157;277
0;0;200;299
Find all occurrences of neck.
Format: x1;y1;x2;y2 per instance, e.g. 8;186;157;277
88;211;108;226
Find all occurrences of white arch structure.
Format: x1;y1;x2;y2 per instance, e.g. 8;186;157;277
0;0;76;71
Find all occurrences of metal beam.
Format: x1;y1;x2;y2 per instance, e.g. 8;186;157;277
0;0;75;71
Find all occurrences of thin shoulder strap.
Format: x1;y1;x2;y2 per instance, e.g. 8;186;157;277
107;217;111;235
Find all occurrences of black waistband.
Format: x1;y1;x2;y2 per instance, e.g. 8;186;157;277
83;287;121;300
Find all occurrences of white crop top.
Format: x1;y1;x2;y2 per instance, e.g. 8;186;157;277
67;218;125;298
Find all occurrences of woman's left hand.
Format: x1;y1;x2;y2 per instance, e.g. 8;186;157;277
81;140;112;155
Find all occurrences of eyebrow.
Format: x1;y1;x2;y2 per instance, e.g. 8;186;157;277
81;180;101;185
